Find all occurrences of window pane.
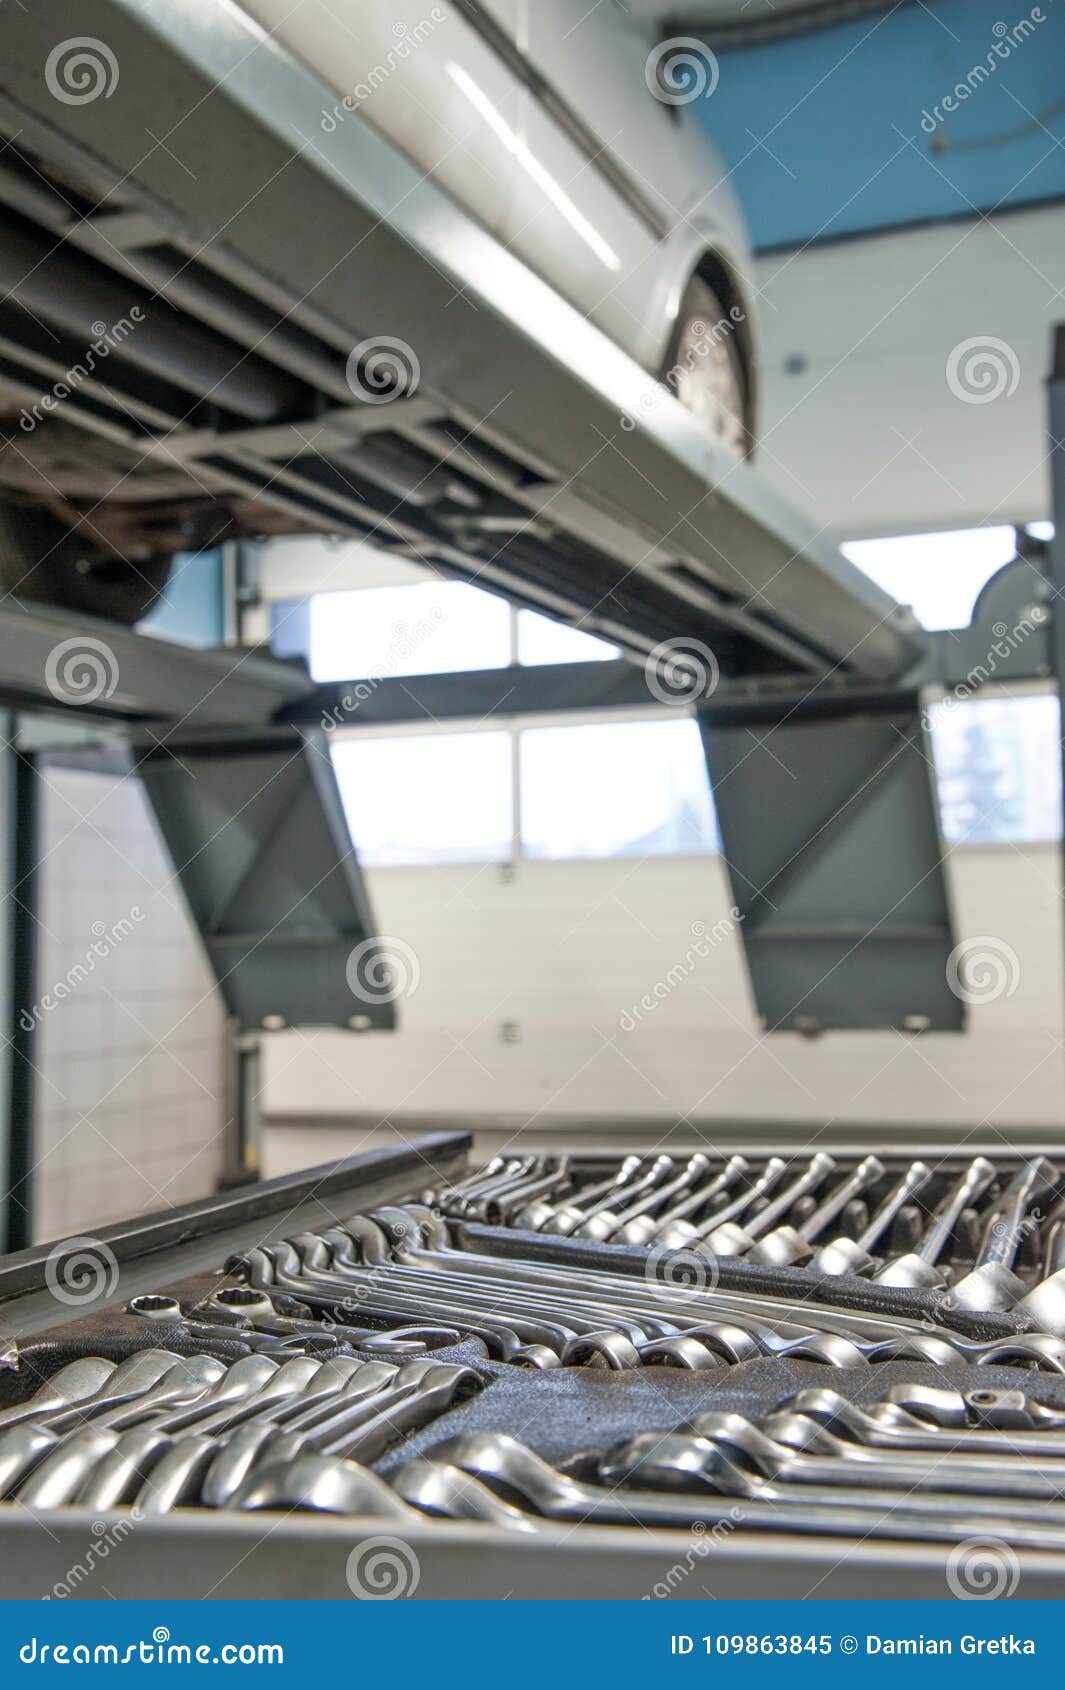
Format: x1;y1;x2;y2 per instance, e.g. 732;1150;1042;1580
521;719;718;859
517;609;619;666
843;528;1017;630
332;733;514;866
309;581;511;681
930;694;1061;844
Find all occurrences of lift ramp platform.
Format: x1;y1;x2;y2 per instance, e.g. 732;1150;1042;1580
0;0;916;684
0;0;964;1034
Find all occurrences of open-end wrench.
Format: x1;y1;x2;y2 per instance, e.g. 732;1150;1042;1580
14;1357;231;1507
46;1354;226;1436
436;1431;1065;1551
133;1359;406;1511
0;1357;119;1431
782;1386;1065;1459
140;1361;481;1513
875;1157;996;1288
363;1205;1065;1357
945;1157;1058;1312
761;1408;1065;1499
71;1359;334;1510
747;1157;884;1266
810;1162;932;1276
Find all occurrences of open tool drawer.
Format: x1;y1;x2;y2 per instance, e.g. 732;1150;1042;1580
2;1132;1065;1600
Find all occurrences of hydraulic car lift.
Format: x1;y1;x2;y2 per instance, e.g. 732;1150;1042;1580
0;3;1061;1223
0;0;913;682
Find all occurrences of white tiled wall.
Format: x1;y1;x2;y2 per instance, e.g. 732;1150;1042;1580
262;845;1065;1175
31;762;227;1242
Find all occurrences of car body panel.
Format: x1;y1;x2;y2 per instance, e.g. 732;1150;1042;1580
235;0;756;414
237;0;523;239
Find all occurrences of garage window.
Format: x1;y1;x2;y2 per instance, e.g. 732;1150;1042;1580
929;693;1061;845
307;580;512;679
841;525;1043;631
331;731;514;866
516;609;619;665
520;719;719;860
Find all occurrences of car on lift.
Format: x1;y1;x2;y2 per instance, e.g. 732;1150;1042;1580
240;0;756;458
0;0;756;627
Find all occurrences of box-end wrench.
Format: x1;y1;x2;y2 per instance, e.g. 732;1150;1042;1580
747;1157;884;1267
656;1158;787;1252
809;1162;932;1276
874;1157;996;1288
703;1154;836;1258
945;1157;1059;1312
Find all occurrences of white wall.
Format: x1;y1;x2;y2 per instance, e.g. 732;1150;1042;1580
262;844;1063;1175
753;205;1064;537
32;764;228;1242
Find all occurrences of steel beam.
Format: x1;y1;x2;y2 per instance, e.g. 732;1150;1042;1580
0;599;314;728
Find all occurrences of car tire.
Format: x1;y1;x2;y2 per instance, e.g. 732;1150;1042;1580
663;276;749;457
0;503;173;625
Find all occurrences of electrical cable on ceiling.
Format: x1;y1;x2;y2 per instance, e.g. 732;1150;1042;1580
663;0;913;50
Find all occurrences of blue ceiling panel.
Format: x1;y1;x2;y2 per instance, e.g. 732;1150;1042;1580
693;0;1065;249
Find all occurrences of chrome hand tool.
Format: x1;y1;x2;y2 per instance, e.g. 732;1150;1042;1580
874;1157;996;1288
810;1161;932;1276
